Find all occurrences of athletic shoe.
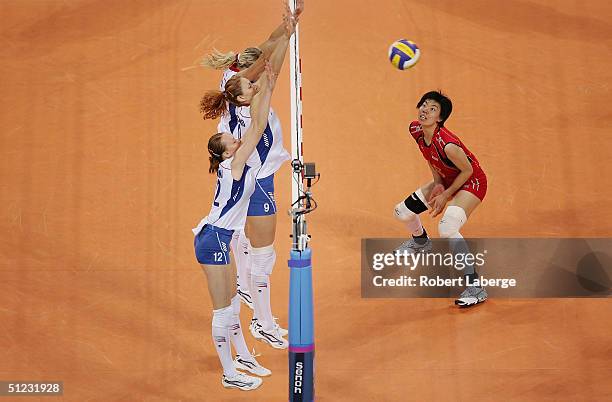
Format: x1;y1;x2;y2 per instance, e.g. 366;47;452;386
273;317;288;336
249;318;259;336
221;372;262;391
234;354;271;377
455;286;488;307
237;287;254;310
250;321;288;349
250;318;288;338
395;238;432;254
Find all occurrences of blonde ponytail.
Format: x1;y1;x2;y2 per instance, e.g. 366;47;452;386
201;48;237;70
237;47;263;69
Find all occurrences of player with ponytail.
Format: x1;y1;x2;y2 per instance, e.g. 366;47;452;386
193;58;280;391
200;1;304;350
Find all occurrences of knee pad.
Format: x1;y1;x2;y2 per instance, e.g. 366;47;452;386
394;201;416;221
395;189;428;220
438;206;467;238
212;305;233;328
250;245;276;276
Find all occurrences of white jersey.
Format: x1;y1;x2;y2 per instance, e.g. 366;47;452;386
192;158;259;234
217;69;290;179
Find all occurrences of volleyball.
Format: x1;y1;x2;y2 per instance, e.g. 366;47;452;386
388;39;420;70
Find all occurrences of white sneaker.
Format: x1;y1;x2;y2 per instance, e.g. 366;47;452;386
250;320;288;349
237;287;254;310
221;372;262;391
234;354;271;377
455;286;488;307
273;317;288;336
250;318;288;338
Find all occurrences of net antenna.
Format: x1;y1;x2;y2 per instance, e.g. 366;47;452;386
288;0;317;252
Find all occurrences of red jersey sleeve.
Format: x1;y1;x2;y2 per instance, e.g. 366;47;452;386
408;120;423;142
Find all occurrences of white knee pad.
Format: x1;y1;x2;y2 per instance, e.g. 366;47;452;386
250;245;276;276
438;206;467;238
395;188;428;221
394;201;416;221
212;305;233;328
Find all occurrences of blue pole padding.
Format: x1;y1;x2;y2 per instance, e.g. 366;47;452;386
288;248;314;401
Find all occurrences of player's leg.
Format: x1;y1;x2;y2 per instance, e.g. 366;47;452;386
230;230;253;309
246;174;288;349
195;228;262;390
247;214;277;247
394;181;435;252
439;189;487;307
225;257;271;377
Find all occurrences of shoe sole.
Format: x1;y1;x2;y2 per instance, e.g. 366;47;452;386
235;367;271;377
253;336;288;350
222;377;262;391
234;361;272;377
222;382;262;391
250;323;288;346
250;330;288;350
455;297;487;308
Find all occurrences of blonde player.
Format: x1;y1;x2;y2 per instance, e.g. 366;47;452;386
193;58;280;390
199;1;304;349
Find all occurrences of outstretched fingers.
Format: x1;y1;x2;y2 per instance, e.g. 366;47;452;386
264;61;278;88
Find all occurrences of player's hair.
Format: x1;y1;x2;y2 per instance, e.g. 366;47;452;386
208;133;225;173
201;47;262;70
417;90;453;127
199;76;245;120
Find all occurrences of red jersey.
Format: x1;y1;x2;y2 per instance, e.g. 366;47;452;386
409;121;487;200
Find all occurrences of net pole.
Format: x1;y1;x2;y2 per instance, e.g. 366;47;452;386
288;1;314;401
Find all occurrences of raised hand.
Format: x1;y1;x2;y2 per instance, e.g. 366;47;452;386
283;5;298;37
294;0;304;19
264;60;278;89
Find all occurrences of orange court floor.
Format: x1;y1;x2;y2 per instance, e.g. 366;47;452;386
1;1;611;401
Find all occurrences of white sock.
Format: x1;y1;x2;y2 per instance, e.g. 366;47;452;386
231;231;252;293
405;214;424;236
250;245;276;331
395;199;424;236
229;295;252;359
212;306;238;377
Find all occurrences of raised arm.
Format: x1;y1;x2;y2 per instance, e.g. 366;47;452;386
258;0;303;56
239;1;303;82
231;62;278;179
